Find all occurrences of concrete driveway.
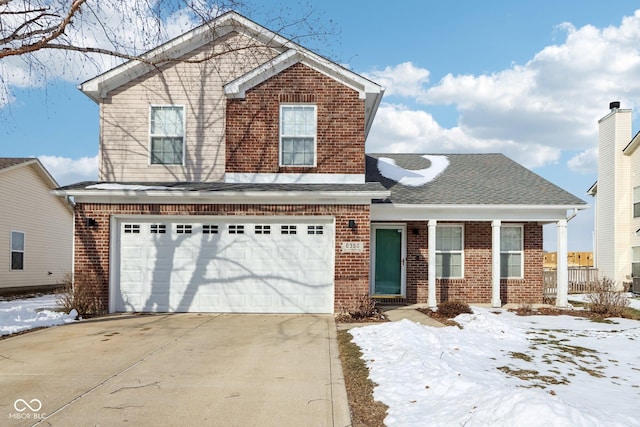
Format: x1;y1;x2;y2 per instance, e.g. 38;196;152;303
0;314;350;427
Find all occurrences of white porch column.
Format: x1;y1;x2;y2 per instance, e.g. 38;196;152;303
428;219;437;308
556;219;569;308
491;220;502;307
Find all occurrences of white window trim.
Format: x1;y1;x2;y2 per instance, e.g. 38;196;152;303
435;224;464;279
634;186;640;218
148;104;186;166
10;230;25;271
632;246;640;278
500;224;524;279
279;104;317;167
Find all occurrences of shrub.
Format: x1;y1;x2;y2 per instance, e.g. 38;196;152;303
56;273;106;317
437;300;473;318
587;277;629;318
337;293;386;321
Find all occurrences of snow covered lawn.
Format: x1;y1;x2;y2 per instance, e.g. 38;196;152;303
0;294;77;336
351;302;640;427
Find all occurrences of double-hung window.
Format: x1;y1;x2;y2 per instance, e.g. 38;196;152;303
632;247;640;278
634;186;640;218
436;225;463;278
500;226;523;278
10;231;24;270
150;105;184;165
280;105;316;166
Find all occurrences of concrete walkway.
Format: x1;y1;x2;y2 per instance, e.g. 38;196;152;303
0;314;349;427
337;304;446;330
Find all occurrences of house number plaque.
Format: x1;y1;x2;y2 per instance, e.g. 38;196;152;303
341;242;364;253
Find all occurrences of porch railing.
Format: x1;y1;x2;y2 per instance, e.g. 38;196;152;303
543;267;599;301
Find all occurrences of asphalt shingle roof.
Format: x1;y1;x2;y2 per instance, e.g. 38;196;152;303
0;158;34;170
365;153;586;206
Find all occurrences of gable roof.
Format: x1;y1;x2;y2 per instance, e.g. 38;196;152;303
79;10;384;136
0;157;34;171
0;157;61;188
365;153;587;207
623;129;640;156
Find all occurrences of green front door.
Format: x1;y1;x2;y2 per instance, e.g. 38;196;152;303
373;227;403;295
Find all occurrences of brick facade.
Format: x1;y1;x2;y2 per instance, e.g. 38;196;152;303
403;221;544;305
74;202;371;313
225;62;366;175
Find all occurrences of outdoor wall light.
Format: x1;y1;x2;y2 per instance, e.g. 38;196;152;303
85;218;98;228
348;219;357;230
412;228;419;235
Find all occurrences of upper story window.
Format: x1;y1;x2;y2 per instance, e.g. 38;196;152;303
501;225;524;279
436;225;463;278
634;186;640;218
10;231;24;271
150;105;184;165
280;105;316;167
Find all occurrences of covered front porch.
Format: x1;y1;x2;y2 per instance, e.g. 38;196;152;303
369;205;577;308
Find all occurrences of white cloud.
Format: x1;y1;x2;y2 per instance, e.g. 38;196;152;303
367;104;561;168
38;155;98;186
567;147;599;174
367;10;640;170
362;62;430;98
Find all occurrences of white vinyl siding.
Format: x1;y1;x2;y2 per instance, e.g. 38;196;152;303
0;164;72;288
436;225;463;278
501;225;523;278
150;106;184;165
99;33;277;182
10;231;24;270
280;105;317;167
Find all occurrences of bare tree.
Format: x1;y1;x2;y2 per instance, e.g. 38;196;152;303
0;0;335;63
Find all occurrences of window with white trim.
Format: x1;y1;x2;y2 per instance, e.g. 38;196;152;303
307;225;323;235
634;186;640;218
281;225;297;235
10;231;24;270
500;225;524;278
150;224;166;234
435;225;463;278
176;224;192;234
123;224;140;234
229;225;244;234
632;247;640;278
203;225;219;234
255;225;271;235
280;105;316;166
150;105;184;165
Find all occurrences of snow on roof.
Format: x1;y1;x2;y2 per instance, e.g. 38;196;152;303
85;183;174;191
377;155;449;187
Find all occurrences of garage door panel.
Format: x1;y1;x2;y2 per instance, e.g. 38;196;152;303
117;218;334;313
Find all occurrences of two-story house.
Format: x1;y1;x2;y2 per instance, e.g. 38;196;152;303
56;11;586;314
588;102;640;291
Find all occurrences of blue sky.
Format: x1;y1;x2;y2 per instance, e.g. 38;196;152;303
2;1;640;251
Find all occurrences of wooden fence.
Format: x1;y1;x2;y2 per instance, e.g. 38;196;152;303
543;267;599;301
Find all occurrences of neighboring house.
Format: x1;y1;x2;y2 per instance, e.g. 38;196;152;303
55;11;586;314
588;102;640;291
0;158;73;293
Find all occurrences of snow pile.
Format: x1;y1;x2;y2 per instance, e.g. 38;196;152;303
377;155;449;187
0;294;77;336
351;307;640;427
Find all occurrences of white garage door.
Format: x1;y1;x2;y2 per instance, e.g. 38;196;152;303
116;217;334;313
